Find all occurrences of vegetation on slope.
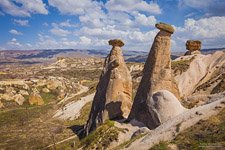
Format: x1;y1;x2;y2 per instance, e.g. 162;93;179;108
171;57;194;75
80;120;119;150
211;79;225;94
150;141;170;150
115;133;147;149
172;108;225;149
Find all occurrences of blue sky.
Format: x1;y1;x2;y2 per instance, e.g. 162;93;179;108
0;0;225;52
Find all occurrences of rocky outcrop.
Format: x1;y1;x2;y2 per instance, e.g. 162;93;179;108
125;97;225;150
14;94;25;105
184;40;201;55
148;90;187;125
29;93;44;105
175;51;225;97
85;39;132;135
128;23;180;129
155;22;174;34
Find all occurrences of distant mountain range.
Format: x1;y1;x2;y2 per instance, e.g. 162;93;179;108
0;48;224;63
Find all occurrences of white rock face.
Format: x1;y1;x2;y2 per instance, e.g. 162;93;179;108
175;51;225;97
53;93;95;120
148;90;187;124
125;97;225;150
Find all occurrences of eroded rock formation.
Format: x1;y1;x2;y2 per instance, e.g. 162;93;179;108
85;39;132;135
128;22;180;129
148;90;187;125
184;40;201;55
28;93;44;105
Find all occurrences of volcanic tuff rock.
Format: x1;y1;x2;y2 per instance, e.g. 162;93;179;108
128;23;180;129
175;51;225;97
185;40;202;55
29;93;44;105
85;39;132;135
155;22;175;34
148;90;187;125
14;94;25;105
186;40;201;51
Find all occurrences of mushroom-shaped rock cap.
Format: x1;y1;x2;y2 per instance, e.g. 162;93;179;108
108;39;124;47
155;22;175;34
186;40;202;51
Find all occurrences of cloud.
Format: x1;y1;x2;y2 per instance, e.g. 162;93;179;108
43;22;49;27
59;20;78;28
7;38;22;48
46;0;161;51
35;34;77;49
5;38;33;50
0;0;48;17
9;29;23;35
173;16;225;51
179;0;225;17
13;19;29;26
48;0;99;15
48;0;159;28
50;27;70;37
79;36;92;45
132;12;157;26
105;0;161;14
50;22;72;36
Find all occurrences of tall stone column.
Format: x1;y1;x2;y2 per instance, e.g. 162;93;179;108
128;23;180;129
85;39;132;135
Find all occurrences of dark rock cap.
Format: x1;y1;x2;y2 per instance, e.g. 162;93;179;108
108;39;124;47
186;40;202;51
155;22;175;34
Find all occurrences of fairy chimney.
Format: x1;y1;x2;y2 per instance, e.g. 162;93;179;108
128;22;180;129
85;39;132;135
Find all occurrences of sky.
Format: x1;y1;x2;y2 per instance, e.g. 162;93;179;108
0;0;225;52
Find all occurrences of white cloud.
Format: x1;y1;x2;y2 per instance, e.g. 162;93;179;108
132;12;157;26
13;19;29;26
9;29;23;35
173;16;225;51
79;36;92;45
50;27;70;37
59;20;78;28
105;0;161;14
0;0;48;17
25;43;32;48
48;0;100;15
7;38;22;48
35;34;77;49
179;0;225;17
79;8;106;28
45;0;161;51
